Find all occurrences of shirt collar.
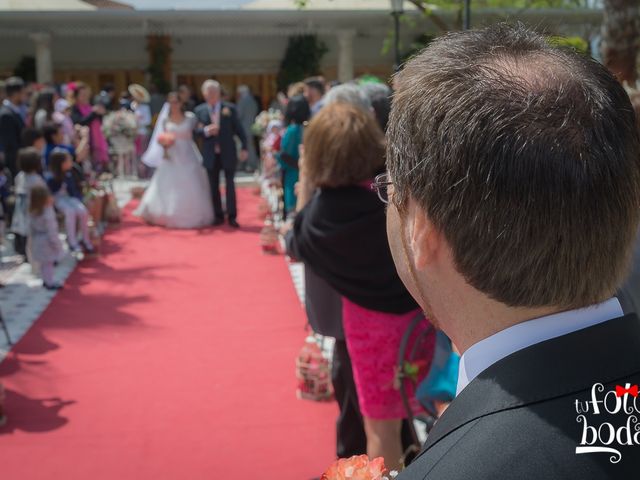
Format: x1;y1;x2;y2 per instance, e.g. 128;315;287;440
2;99;21;115
456;297;624;396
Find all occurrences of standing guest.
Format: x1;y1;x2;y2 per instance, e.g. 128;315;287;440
324;84;371;113
70;82;109;170
286;103;435;470
178;84;196;113
28;185;63;290
94;84;116;111
0;77;26;175
32;88;57;130
43;122;75;167
194;79;248;228
10;147;47;258
47;149;94;255
361;83;392;131
386;24;640;479
128;84;152;170
21;128;46;152
236;85;260;172
303;77;326;117
52;98;76;145
287;82;305;101
276;95;309;214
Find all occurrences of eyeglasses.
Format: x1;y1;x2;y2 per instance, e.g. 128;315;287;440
371;173;393;204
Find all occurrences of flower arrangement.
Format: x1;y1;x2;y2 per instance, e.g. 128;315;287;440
102;109;138;140
157;131;176;159
321;455;398;480
252;109;283;137
296;337;332;401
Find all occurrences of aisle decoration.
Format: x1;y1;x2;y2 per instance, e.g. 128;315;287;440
321;455;398;480
102;109;138;177
296;336;332;401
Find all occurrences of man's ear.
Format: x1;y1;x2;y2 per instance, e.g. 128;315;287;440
409;197;439;271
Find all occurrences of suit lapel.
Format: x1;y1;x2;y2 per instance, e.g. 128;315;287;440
418;314;640;458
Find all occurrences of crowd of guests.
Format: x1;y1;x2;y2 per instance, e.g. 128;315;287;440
255;76;456;470
255;72;640;472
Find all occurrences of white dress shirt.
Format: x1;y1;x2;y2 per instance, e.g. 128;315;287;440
456;297;624;395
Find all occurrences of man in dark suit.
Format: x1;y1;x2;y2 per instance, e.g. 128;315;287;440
382;24;640;477
195;80;248;228
0;77;26;176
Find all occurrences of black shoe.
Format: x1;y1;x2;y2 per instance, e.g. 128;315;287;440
228;219;240;228
43;283;64;291
212;218;225;226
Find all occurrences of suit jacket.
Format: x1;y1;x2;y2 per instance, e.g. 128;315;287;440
400;313;640;479
0;104;25;175
194;101;247;170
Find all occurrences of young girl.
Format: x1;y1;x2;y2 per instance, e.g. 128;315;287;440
10;147;47;258
29;185;63;290
47;149;94;254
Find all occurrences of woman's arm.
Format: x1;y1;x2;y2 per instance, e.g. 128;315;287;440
71;107;98;126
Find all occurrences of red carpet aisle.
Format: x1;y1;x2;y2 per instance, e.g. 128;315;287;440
0;188;336;479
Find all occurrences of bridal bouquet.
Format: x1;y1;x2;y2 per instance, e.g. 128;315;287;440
157;131;176;159
321;455;398;480
102;110;138;140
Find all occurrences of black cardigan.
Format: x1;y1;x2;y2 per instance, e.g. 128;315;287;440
287;185;418;314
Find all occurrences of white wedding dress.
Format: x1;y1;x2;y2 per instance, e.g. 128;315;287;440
135;109;214;229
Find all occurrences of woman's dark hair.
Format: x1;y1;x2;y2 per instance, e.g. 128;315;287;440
285;95;310;125
17;147;43;174
29;185;51;216
167;91;186;112
21;128;44;148
43;122;61;145
34;88;56;119
49;149;71;181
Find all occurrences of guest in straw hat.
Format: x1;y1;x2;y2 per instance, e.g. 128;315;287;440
129;84;152;176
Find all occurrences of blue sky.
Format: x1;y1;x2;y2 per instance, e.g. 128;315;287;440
126;0;253;9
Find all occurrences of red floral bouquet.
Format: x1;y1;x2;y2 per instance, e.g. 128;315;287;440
321;455;398;480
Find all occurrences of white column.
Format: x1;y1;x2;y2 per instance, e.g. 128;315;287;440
30;33;53;84
337;29;355;83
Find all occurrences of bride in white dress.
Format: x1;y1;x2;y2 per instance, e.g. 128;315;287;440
135;92;214;229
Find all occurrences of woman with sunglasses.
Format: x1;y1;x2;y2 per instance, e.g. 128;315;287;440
285;102;435;470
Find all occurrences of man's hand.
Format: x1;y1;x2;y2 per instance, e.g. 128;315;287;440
205;124;219;137
239;149;249;162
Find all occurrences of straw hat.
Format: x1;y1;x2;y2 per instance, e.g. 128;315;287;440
128;83;150;103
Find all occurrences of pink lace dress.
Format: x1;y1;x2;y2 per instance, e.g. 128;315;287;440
342;298;435;420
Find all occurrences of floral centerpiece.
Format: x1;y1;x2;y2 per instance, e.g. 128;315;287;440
102;109;138;140
251;108;283;137
102;109;138;155
321;455;398;480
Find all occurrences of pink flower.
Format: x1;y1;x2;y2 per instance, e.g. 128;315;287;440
321;455;388;480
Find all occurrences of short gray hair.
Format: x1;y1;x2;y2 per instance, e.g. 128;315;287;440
201;79;220;94
324;84;371;112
